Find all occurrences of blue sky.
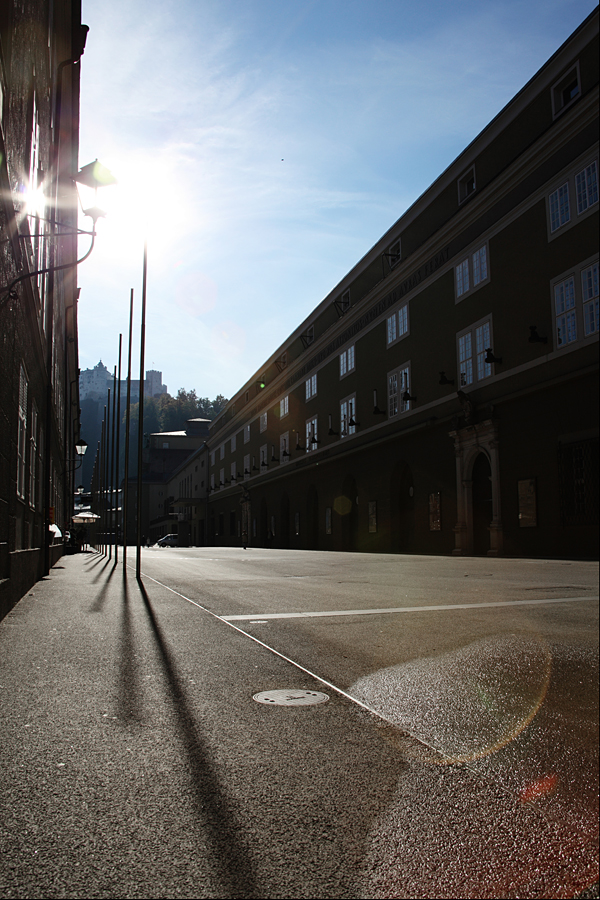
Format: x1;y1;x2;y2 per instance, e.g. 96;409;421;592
77;0;598;400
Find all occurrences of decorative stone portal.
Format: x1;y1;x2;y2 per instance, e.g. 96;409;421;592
449;419;503;556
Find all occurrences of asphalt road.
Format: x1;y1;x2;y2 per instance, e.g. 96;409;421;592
0;548;598;899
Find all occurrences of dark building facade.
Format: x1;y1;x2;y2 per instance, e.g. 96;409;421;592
206;11;599;559
1;1;87;617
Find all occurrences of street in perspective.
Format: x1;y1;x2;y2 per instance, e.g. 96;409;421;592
0;547;597;899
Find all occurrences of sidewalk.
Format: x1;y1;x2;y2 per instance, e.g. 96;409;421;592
0;553;598;899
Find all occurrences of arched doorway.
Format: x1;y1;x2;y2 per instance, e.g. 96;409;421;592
450;420;503;556
472;452;492;555
390;462;415;553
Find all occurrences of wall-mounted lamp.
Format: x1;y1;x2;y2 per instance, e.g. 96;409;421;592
252;457;258;471
348;414;359;427
439;372;454;386
402;391;417;404
485;348;502;364
528;325;548;344
244;468;250;476
282;448;290;458
295;433;305;452
328;414;338;435
373;390;386;415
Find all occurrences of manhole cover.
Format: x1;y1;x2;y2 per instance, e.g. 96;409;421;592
253;689;329;706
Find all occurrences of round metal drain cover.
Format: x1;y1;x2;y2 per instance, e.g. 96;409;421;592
253;689;329;707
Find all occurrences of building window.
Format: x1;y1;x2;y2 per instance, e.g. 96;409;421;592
230;462;236;481
280;432;290;463
388;365;410;416
558;438;599;526
303;325;314;347
388;239;401;268
386;303;409;347
551;63;580;118
244;423;251;443
219;444;225;460
582;262;599;336
340;395;356;437
280;395;289;418
244;453;250;481
458;166;476;204
457;318;494;386
552;257;599;349
340;344;355;378
305;373;317;400
231;434;236;452
554;276;577;347
306;416;318;452
29;403;38;508
325;507;332;535
219;468;225;488
210;450;215;466
549;183;570;233
210;473;215;491
576;161;598;214
455;244;489;300
260;444;268;468
260;411;267;432
17;365;28;500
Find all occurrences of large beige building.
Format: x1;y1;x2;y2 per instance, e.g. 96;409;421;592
202;11;598;559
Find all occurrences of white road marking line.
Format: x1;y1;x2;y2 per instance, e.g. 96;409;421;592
221;596;596;621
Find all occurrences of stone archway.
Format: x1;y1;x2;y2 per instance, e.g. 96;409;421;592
450;419;503;556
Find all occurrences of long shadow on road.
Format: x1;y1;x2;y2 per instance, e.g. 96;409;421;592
136;576;259;899
117;571;143;723
89;562;118;612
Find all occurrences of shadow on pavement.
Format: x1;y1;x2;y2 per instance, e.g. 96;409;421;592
89;563;118;612
117;571;143;723
136;576;258;899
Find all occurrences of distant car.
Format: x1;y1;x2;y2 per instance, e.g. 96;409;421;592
157;534;179;547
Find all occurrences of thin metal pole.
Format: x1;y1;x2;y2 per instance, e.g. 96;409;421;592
115;335;122;564
123;290;134;570
136;244;148;580
100;411;106;555
110;366;117;561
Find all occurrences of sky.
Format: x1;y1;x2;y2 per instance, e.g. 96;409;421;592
77;0;598;401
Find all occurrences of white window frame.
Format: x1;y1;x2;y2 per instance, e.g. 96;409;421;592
219;467;225;489
388;364;411;417
243;453;250;481
455;243;489;302
210;450;215;466
339;344;355;379
305;373;317;400
547;155;598;240
260;411;267;432
219;444;225;460
230;462;236;482
306;416;318;452
17;365;28;500
280;395;289;418
552;255;600;351
280;432;290;464
230;434;237;452
210;473;215;491
386;302;409;347
458;166;476;204
244;423;251;443
575;160;598;215
340;394;356;438
551;62;581;119
457;316;495;387
29;403;38;508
